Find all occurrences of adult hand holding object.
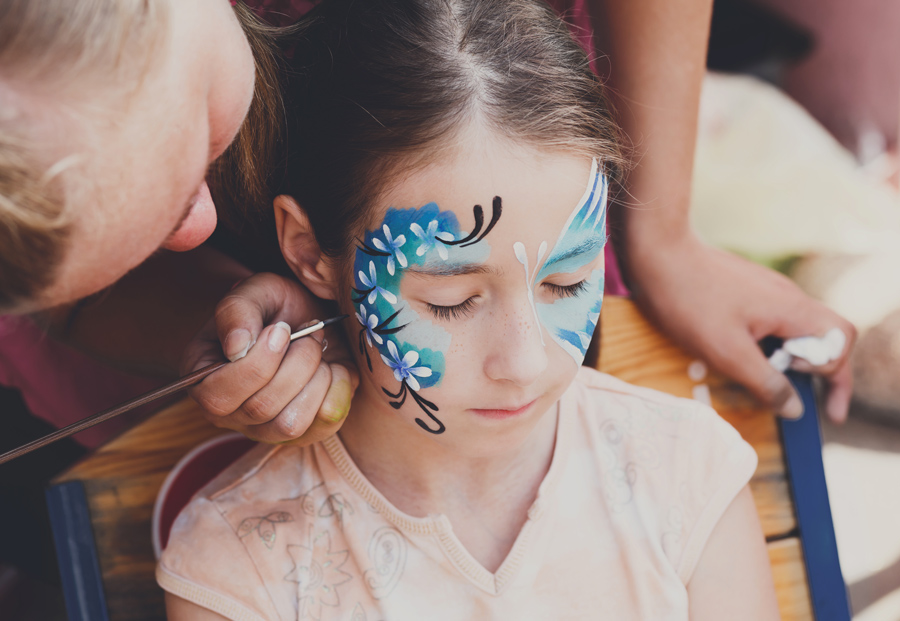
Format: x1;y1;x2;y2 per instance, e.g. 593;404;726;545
181;273;359;444
625;232;856;422
0;0;351;447
593;0;856;422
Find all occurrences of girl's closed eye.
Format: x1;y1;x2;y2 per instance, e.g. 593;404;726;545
543;279;588;298
425;296;479;321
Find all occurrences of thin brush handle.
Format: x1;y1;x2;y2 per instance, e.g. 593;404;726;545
0;315;347;466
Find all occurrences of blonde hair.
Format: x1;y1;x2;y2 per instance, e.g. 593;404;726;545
0;0;283;312
0;0;166;312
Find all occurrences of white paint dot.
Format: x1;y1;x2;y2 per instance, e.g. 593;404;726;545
687;360;708;382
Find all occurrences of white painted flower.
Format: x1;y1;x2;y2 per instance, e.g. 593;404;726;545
379;341;432;391
355;305;383;347
358;261;397;304
371;224;407;275
410;220;450;261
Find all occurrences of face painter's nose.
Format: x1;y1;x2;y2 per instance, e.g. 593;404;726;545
163;181;218;252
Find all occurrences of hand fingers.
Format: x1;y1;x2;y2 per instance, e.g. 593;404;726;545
241;361;333;443
281;363;358;446
763;304;857;378
823;357;853;424
189;322;301;418
180;315;224;376
224;329;328;428
706;333;805;419
214;274;315;362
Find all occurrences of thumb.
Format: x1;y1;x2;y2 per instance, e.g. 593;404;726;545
711;335;805;419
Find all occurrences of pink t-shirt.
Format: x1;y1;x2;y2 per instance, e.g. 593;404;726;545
158;368;756;620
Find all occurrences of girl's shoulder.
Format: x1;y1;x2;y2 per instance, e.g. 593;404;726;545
561;367;758;583
571;365;707;411
157;441;340;620
566;366;753;461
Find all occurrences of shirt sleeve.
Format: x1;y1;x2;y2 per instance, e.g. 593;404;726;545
662;402;759;584
157;497;281;621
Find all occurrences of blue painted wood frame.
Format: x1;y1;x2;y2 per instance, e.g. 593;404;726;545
46;480;110;621
780;371;851;620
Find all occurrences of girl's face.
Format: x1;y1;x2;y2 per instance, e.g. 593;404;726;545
34;0;254;310
343;137;607;455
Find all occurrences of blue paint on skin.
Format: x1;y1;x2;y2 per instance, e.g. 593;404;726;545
353;203;490;391
533;159;608;364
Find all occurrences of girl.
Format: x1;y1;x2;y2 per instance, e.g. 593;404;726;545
158;0;778;618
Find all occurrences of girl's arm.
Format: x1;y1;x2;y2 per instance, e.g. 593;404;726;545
592;0;856;423
165;594;230;621
686;486;780;620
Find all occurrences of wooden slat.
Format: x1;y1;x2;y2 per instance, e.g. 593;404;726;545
769;538;814;621
55;399;227;621
598;297;797;540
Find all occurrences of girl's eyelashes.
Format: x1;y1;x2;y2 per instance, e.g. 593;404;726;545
425;296;478;321
543;279;588;298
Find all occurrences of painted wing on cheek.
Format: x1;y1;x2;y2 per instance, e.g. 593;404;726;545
516;159;609;365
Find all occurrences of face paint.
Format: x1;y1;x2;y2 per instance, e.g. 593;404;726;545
513;158;607;365
353;201;500;434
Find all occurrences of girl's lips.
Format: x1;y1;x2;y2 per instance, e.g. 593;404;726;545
470;398;538;420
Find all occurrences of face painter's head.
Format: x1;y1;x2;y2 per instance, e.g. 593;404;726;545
275;0;624;449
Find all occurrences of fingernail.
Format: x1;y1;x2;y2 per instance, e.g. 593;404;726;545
268;321;291;352
779;392;804;419
225;329;253;362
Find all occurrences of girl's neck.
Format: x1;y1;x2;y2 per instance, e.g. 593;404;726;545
337;382;559;521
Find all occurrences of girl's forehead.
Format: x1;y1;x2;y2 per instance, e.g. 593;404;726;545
369;149;595;246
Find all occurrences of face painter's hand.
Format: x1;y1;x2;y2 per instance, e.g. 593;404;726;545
180;272;359;443
626;233;856;423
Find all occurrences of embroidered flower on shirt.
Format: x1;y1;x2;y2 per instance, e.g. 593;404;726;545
318;493;355;526
363;527;407;599
285;530;353;620
237;511;293;550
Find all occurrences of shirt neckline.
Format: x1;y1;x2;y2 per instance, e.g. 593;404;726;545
321;389;575;595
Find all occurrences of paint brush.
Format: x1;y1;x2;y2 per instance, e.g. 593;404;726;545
0;315;348;467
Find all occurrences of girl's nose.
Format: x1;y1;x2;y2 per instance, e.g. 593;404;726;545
483;303;548;387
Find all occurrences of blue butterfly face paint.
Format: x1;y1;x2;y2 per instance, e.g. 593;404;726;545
513;158;608;365
353;201;501;434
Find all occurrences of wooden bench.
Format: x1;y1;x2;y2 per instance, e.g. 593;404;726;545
47;297;850;620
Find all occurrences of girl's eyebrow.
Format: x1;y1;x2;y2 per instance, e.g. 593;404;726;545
406;263;500;278
542;236;606;271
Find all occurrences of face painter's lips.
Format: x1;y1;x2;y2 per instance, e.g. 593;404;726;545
470;398;539;420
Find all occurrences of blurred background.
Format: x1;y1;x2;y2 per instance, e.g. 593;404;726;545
700;1;900;619
2;0;900;618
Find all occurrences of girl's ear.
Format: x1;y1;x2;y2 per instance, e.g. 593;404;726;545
274;195;340;301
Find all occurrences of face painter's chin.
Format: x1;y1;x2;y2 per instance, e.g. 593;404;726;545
469;398;540;420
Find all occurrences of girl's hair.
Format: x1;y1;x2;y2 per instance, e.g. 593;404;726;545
280;0;625;265
0;0;282;312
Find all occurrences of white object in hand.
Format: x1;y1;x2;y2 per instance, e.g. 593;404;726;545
768;327;847;372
